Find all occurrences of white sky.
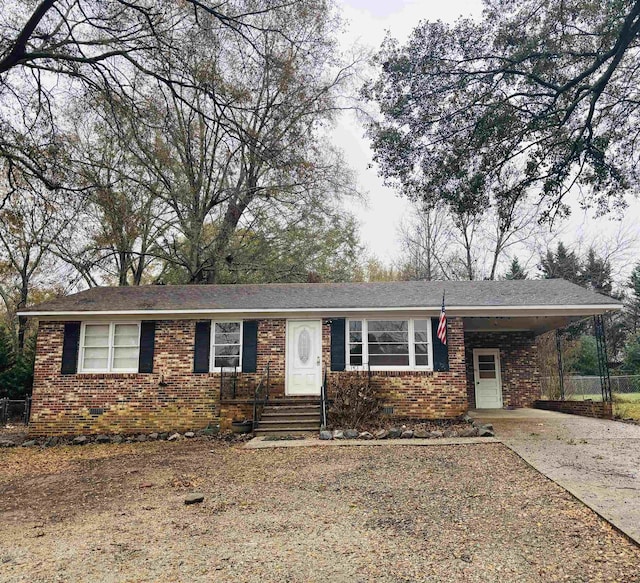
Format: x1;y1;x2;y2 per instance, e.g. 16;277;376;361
334;0;640;280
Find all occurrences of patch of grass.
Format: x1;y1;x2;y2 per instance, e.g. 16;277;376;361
566;392;640;420
614;402;640;420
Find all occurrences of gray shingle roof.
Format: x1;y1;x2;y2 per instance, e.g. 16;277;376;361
21;279;620;314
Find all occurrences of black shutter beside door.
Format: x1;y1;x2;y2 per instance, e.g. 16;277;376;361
330;318;346;371
241;320;258;373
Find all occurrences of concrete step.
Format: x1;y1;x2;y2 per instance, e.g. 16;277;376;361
254;428;319;435
262;408;320;416
258;420;321;430
260;413;320;422
265;399;320;406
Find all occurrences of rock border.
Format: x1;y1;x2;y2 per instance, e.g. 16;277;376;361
0;427;254;449
320;417;495;441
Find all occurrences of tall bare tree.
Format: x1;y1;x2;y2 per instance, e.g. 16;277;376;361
80;1;360;284
0;170;77;350
0;0;308;195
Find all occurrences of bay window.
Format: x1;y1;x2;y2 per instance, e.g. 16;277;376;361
80;322;140;373
347;318;432;370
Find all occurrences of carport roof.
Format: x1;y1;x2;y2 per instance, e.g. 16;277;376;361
19;279;621;317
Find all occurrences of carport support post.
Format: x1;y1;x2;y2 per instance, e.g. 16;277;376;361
556;329;565;400
594;315;612;403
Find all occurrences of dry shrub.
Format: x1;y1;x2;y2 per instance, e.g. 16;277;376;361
328;377;381;429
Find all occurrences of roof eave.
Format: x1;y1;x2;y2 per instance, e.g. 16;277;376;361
18;303;623;318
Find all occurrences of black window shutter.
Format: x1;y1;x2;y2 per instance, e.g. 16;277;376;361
330;318;346;371
193;321;211;373
431;319;449;372
241;320;258;373
138;321;156;373
61;322;81;375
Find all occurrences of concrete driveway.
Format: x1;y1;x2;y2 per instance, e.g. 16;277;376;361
470;408;640;546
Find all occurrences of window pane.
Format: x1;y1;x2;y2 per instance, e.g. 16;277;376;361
368;331;407;343
215;332;241;344
368;343;409;355
84;325;109;346
414;321;429;343
370;354;409;366
367;320;407;332
415;343;429;355
349;331;362;343
349;355;363;366
215;356;240;368
215;345;240;357
112;346;138;370
114;324;139;346
415;353;429;366
349;320;362;332
83;346;109;370
478;355;495;364
216;322;240;334
113;357;138;370
479;369;496;379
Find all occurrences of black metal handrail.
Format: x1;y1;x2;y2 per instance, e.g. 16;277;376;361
252;363;271;429
320;367;328;428
220;366;239;400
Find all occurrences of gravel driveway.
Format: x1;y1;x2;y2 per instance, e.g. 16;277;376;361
0;440;638;582
470;408;640;545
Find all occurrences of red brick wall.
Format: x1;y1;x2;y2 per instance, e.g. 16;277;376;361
30;320;225;436
533;400;613;419
30;316;472;435
326;318;468;419
464;330;540;409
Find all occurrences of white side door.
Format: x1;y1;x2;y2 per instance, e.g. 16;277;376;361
286;320;322;396
473;348;503;409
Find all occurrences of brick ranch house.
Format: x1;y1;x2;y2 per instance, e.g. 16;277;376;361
19;279;621;436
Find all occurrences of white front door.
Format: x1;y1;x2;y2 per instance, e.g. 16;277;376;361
286;320;322;396
473;348;503;409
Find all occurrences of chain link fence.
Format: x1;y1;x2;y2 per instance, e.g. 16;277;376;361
541;375;640;401
0;397;32;425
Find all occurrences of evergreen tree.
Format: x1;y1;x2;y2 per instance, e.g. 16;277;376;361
0;326;35;399
540;242;582;283
626;264;640;336
622;336;640;375
504;257;527;280
581;248;613;295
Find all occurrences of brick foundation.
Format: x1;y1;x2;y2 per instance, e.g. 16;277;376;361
533;400;613;419
464;330;541;409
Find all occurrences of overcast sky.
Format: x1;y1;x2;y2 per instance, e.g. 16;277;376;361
334;0;640;280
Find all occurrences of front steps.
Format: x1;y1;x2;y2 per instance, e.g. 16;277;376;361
254;399;321;435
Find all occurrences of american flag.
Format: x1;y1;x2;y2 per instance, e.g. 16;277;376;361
437;292;447;345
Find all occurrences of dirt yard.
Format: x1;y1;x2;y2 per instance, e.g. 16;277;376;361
1;440;638;582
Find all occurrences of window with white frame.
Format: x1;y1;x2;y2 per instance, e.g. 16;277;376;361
211;321;243;370
347;318;432;370
80;322;140;373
